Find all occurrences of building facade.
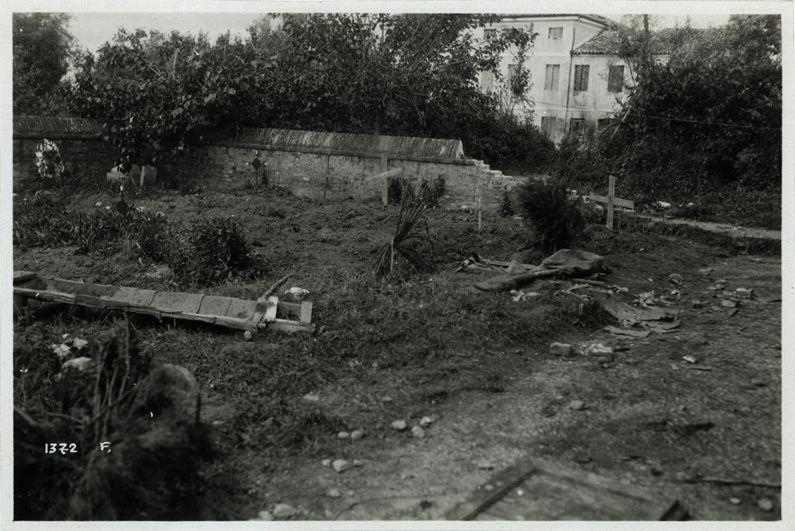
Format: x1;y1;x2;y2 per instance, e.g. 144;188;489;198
479;14;635;143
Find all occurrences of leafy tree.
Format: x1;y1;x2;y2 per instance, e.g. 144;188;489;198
69;28;274;168
13;13;75;113
593;15;782;197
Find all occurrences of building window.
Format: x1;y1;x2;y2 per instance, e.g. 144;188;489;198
541;117;558;138
480;71;494;91
548;27;563;39
573;65;589;92
507;64;519;95
484;28;497;40
544;64;560;91
607;65;624;92
569;118;586;136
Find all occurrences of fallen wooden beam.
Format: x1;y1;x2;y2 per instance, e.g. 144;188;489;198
585;194;635;210
13;271;315;334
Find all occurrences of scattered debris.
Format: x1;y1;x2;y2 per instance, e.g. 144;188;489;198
419;416;436;427
353;459;364;467
599;299;670;326
735;288;753;299
692;300;706;309
391;420;408;431
581;343;613;356
721;299;738;308
272;503;299;519
474;249;608;292
668;273;683;285
729;497;741;505
332;459;351;473
337;431;350;439
326;488;341;499
321;459;331;467
350;429;365;440
411;426;426;438
698;267;713;276
511;290;540;302
682;355;697;364
604;326;650;338
549;342;573;356
284;286;310;301
477;461;495;470
303;393;320;402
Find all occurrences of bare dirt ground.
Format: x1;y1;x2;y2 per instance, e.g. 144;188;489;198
13;187;781;521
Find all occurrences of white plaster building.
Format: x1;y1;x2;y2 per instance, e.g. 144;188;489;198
479;14;637;143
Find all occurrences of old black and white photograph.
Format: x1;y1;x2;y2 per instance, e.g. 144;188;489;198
1;1;791;527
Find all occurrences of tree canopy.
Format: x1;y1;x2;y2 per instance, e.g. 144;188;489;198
13;13;75;113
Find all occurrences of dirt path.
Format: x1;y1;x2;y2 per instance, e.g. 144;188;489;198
635;214;781;241
252;253;781;521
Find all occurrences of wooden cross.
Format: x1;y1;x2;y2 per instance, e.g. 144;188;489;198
585;175;634;230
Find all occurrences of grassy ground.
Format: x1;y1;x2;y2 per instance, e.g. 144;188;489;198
12;185;781;520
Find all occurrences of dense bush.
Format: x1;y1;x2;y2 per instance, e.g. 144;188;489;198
171;217;256;286
517;180;585;252
12;191;73;249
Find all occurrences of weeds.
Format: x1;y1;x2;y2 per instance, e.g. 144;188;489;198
518;180;585;252
498;190;515;217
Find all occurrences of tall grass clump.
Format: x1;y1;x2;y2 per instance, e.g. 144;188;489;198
518;180;585;253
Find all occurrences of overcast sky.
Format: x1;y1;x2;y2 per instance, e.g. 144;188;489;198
65;12;732;53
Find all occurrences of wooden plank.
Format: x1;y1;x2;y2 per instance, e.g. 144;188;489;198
262;319;315;334
150;291;204;314
585;194;634;210
299;301;313;324
466;458;686;521
13;271;37;284
226;298;257;320
445;461;537;520
198;295;233;316
105;287;157;307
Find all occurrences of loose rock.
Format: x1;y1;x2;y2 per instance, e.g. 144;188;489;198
721;299;738;308
569;400;586;411
321;458;331;467
337;431;350;439
326;488;341;498
477;461;494;470
332;459;351;473
735;288;753;299
350;429;364;440
729;497;741;505
257;510;273;520
272;503;299;519
391;420;408;431
757;498;774;512
411;426;426;438
303;393;320;402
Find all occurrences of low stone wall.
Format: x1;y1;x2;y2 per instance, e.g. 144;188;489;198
13;115;545;208
13;115;118;188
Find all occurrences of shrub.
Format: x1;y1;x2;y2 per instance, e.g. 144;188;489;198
418;177;446;209
387;177;414;205
498;190;515;217
13;191;72;248
517;180;585;252
171;217;256;286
